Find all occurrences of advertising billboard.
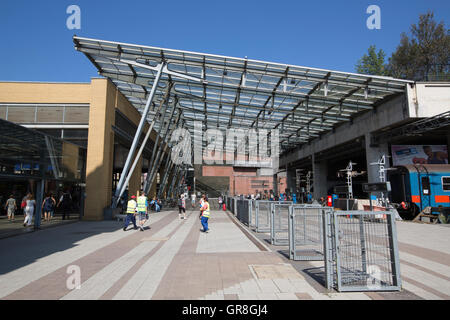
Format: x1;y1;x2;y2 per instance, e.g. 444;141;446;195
391;145;448;166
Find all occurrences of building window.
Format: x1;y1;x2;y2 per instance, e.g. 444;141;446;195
442;177;450;191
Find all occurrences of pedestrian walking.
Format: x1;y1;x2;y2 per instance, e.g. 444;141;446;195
137;191;149;231
123;195;138;231
199;196;210;233
42;193;56;222
4;194;17;222
23;193;36;227
178;194;186;219
57;190;72;220
191;193;196;208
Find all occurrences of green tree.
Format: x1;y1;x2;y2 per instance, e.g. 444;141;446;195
388;11;450;81
355;45;388;76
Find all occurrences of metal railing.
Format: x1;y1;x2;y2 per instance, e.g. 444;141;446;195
236;199;250;224
248;200;255;228
271;203;291;245
255;201;273;233
289;205;332;261
255;200;293;233
223;195;402;292
323;210;401;292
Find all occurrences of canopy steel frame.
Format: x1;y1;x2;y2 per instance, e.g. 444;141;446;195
148;111;182;189
144;103;180;194
112;62;164;206
111;58;205;207
142;95;172;193
74;36;413;189
114;84;171;206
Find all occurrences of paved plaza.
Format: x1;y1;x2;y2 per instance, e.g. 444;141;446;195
0;208;449;300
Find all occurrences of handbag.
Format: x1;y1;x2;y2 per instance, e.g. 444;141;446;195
21;200;26;209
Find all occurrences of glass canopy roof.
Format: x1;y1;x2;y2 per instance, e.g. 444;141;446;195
73;36;413;153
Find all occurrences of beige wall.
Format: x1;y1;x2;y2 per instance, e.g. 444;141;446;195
85;79;156;220
0;80;161;220
0;82;91;103
84;79;116;220
61;141;80;180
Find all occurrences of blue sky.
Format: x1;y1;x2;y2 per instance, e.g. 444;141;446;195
0;0;448;82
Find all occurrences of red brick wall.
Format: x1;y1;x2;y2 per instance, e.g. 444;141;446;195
202;165;273;196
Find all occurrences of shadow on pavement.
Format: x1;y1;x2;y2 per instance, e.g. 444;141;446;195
0;220;123;276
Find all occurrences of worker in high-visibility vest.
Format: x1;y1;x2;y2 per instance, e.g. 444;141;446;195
199;196;210;233
123;195;138;231
137;191;149;231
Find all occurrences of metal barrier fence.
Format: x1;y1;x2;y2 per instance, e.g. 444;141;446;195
271;203;291;245
289;205;332;261
248;200;255;227
225;197;239;216
236;199;250;224
254;201;272;233
323;210;401;292
254;201;293;234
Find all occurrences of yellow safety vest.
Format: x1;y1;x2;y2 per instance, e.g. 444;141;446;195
137;196;147;212
127;200;137;214
202;202;210;218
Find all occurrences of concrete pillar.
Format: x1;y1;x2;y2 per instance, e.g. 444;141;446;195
84;79;116;220
286;167;297;194
365;132;390;199
365;133;390;184
312;154;328;200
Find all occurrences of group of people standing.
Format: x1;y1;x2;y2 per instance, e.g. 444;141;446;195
3;190;73;227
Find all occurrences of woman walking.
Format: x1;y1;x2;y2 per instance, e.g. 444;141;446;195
23;193;36;227
42;193;56;222
199;196;210;233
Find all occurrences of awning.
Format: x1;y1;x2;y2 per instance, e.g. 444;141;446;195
73;36;413;153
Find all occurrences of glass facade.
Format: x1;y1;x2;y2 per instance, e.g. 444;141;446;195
0;118;87;236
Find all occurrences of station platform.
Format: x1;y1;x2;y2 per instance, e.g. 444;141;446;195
0;208;449;300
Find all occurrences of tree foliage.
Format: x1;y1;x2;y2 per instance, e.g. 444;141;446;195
355;45;388;76
356;11;450;81
388;11;449;81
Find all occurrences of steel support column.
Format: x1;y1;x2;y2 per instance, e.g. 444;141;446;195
158;159;174;199
144;104;179;194
168;165;183;198
113;62;165;206
142;102;171;194
114;90;169;206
